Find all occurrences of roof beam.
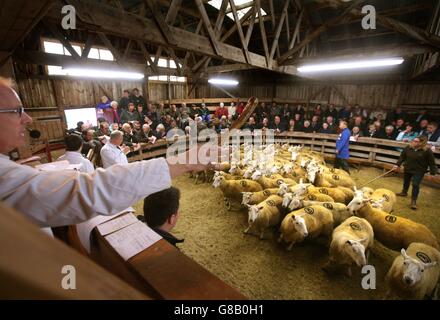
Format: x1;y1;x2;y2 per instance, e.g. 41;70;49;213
61;0;296;75
279;0;364;64
315;0;440;49
137;40;159;74
256;0;270;66
43;21;81;60
165;0;182;24
205;63;255;73
229;0;251;64
14;50;179;76
269;0;290;64
145;0;177;46
245;6;256;47
195;0;222;56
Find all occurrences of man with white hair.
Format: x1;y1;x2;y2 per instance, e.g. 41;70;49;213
100;130;130;168
137;123;156;144
155;123;167;139
214;102;228;119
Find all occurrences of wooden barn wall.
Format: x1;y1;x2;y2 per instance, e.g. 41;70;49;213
16;78;187;142
192;83;440;108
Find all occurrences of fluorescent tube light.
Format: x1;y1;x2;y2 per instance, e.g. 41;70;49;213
208;78;239;86
62;68;145;79
297;57;404;73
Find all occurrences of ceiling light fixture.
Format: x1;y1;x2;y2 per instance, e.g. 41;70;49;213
62;68;145;79
208;78;239;86
297;57;404;73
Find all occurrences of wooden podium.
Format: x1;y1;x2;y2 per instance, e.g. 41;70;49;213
90;216;247;300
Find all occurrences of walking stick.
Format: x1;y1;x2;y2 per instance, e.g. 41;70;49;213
358;168;396;188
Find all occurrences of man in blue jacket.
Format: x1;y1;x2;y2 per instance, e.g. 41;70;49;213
335;120;351;173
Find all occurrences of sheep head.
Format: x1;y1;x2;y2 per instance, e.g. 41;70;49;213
277;182;290;196
347;196;370;214
288;197;303;211
243;168;254;179
345;239;367;267
241;192;253;205
248;205;262;224
291;214;308;238
282;163;293;174
212;175;224;188
251;170;263;181
229;164;239;174
400;249;437;287
282;193;293;208
292;180;310;197
371;197;387;209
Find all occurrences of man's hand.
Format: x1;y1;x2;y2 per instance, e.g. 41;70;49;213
121;145;131;155
166;142;228;178
335;149;339;154
392;165;399;171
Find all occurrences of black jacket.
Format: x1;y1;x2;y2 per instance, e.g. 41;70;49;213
396;145;437;175
153;228;184;247
137;216;184;247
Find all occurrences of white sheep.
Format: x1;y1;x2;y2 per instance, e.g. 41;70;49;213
278;205;334;250
347;196;440;250
214;171;242;181
385;242;440;300
307;165;355;189
323;216;374;277
244;195;284;239
369;188;396;213
293;201;353;226
251;170;296;189
229;164;246;176
284;193;335;211
212;175;263;210
277;180;310;196
242;188;280;205
306;185;348;204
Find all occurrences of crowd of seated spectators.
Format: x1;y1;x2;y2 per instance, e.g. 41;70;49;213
67;88;440;165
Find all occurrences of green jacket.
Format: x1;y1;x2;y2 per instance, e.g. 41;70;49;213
396;145;437;175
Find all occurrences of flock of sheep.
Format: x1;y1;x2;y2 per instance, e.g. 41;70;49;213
194;142;440;299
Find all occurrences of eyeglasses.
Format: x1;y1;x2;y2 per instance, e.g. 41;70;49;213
0;106;24;117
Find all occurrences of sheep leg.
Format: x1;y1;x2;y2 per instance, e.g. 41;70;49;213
259;229;265;240
365;249;370;264
225;198;232;211
244;224;251;234
287;241;295;251
345;266;352;278
277;234;283;243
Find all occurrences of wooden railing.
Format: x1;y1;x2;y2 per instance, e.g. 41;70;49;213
128;132;440;185
129;132;439;166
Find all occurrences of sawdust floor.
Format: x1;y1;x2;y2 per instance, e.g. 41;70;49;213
133;166;440;300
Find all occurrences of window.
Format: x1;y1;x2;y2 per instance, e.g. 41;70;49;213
146;57;185;82
148;75;186;83
207;0;266;21
43;39;114;61
87;48;100;59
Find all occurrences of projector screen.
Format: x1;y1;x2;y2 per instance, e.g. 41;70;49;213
64;108;97;129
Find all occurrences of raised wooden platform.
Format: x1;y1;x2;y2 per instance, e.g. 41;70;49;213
90;215;247;300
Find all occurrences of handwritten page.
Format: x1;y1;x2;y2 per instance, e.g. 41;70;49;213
104;221;162;260
97;213;138;236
